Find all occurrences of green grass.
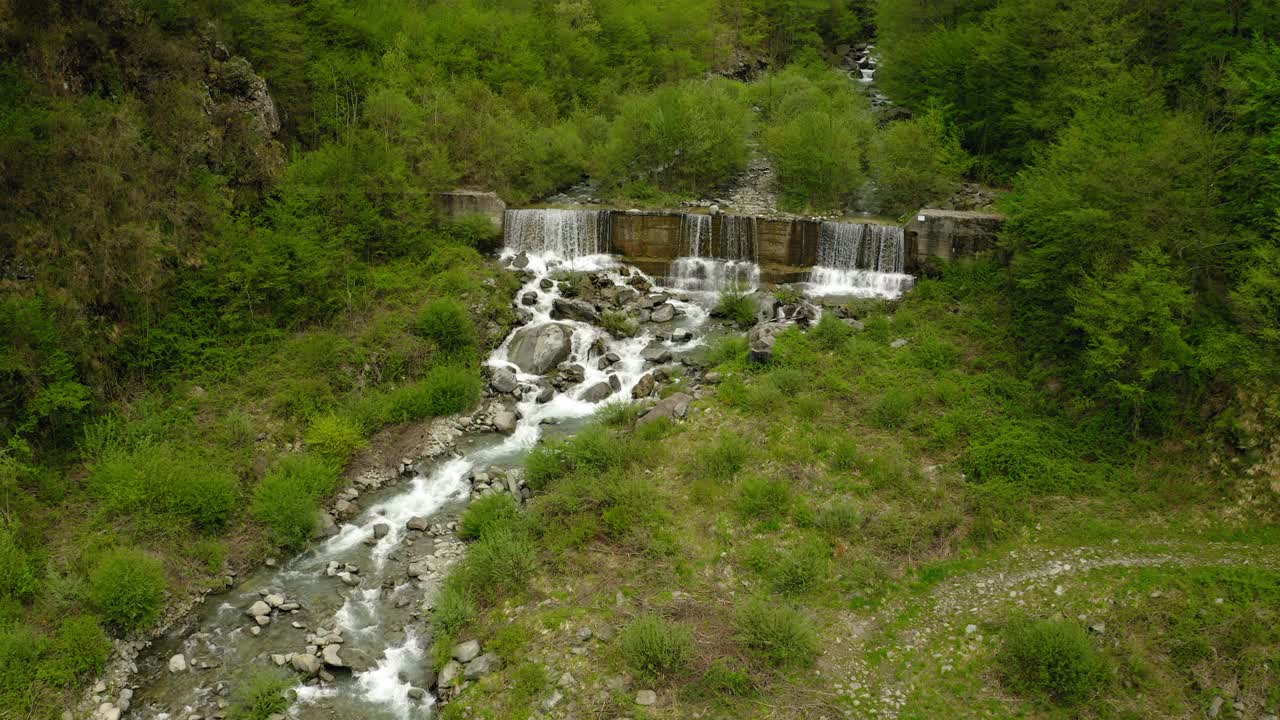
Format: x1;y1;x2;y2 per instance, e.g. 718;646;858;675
88;548;167;632
620;614;695;678
715;286;758;329
733;598;819;668
458;494;520;541
997;619;1109;706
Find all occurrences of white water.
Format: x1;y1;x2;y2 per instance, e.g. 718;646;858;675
131;210;718;720
663;213;762;294
806;221;912;299
666;257;760;294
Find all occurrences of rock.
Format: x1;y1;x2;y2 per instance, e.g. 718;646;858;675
408;687;427;701
1209;697;1224;718
520;291;538;306
558;363;585;385
321;643;345;668
843;318;865;331
494;409;518;434
536;384;555;403
511;251;530;269
639;292;670;309
580;381;614;403
551;297;600;323
649;303;675;323
632;373;656;399
890;338;908;349
641;344;672;365
490;367;519;394
372;523;390;539
608;374;622;392
704;371;723;384
408;561;428;578
542;690;565;711
464;653;504;679
438;660;463;689
271;654;287;666
96;704;121;720
406;516;430;531
314;511;339;539
964;624;978;635
292;654;322;676
507;323;574;375
638;392;693;426
247;600;271;618
168;654;187;673
748;321;792;364
452;640;482;663
636;689;657;706
264;593;285;608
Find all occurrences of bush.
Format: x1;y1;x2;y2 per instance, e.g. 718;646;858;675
765;107;873;211
91;443;240;530
229;674;293;720
432;582;476;638
37;615;112;686
869;106;971;214
698;433;752;481
384;365;482;421
700;657;756;698
458;528;537;602
416;298;476;354
715;287;758;329
89;548;167;632
596;400;644;428
305;412;367;465
459;494;519;541
0;624;39;703
734;597;818;667
525;443;567;490
771;540;829;595
0;526;36;601
705;336;748;367
601;310;638;338
811;312;852;349
619;614;694;678
814;500;864;533
736;476;792;523
870;388;913;429
250;453;340;548
998;619;1109;705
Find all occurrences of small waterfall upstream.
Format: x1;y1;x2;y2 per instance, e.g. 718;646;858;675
503;208;612;258
665;213;760;293
807;221;914;298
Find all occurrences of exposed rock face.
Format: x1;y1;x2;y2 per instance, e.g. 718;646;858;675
507;323;574;374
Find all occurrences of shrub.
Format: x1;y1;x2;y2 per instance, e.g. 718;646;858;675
601;310;638;338
37;615;112;686
0;624;39;702
305;412;367;465
961;422;1076;493
700;657;756;698
870;388;913;429
91;443;240;530
734;597;818;667
912;337;961;372
774;286;806;305
458;528;537;602
228;674;293;720
620;614;694;678
459;494;519;541
385;365;482;421
811;312;852;349
771;540;829;595
168;466;241;531
0;526;36;601
765;106;873;211
705;336;748;366
815;500;864;533
715;287;758;329
525;443;567;490
997;619;1109;705
416;298;476;354
869;106;972;215
89;548;167;632
736;476;792;524
596;400;644;428
432;582;476;638
698;433;752;481
251;453;340;548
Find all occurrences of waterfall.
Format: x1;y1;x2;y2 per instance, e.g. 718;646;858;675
667;257;760;293
665;213;760;293
503;209;612;259
682;213;711;257
808;221;913;298
719;215;758;263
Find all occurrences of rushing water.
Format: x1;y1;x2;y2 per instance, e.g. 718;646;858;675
125;240;714;720
661;213;762;294
807;221;914;299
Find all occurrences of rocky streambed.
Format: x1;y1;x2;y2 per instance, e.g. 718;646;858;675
96;248;830;720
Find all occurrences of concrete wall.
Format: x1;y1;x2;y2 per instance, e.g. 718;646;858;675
435;190;507;232
904;209;1005;268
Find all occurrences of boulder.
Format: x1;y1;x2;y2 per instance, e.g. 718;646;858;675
490;367;518;394
507;323;574;375
494;409;518;434
636;689;657;706
649;303;675;323
168;654;187;673
632;374;655;399
638;393;693;426
264;593;285;608
608;374;622;392
406;516;430;531
292;654;322;676
314;511;339;539
452;640;482;663
247;600;271;618
641;344;672;365
438;660;464;689
372;523;390;539
464;653;504;680
580;381;614;403
511;251;530;269
551;298;600;324
520;291;538;307
748;321;792;364
321;643;345;668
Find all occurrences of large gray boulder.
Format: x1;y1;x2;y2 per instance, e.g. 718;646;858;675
551;298;601;324
508;323;574;375
580;381;614;403
292;654;322;676
638;393;693;426
649;303;675;323
748;321;792;364
490;367;518;394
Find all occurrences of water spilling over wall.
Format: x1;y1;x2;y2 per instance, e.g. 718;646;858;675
809;221;913;297
503;209;612;258
666;257;761;293
664;213;762;292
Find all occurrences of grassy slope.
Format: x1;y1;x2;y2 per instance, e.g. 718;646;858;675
437;262;1278;720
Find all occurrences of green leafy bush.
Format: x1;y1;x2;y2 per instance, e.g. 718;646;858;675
88;548;167;632
765;107;873;211
736;476;792;524
998;619;1109;705
305;413;367;465
458;494;519;541
384;365;482;421
456;528;537;602
715;287;758;329
416;299;476;354
0;526;36;601
0;624;40;705
250;453;340;548
229;674;293;720
733;597;818;667
601;310;638;338
869;106;972;214
90;443;239;530
37;615;112;686
619;614;694;678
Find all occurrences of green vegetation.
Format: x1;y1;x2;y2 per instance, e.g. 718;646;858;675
88;549;167;632
458;495;521;542
998;619;1109;706
250;453;341;548
733;598;819;668
714;285;759;329
619;614;695;678
228;674;293;720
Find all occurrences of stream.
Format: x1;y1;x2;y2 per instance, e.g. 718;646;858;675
121;250;724;720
